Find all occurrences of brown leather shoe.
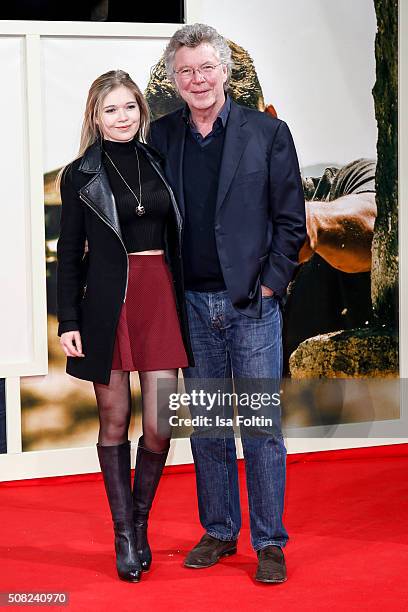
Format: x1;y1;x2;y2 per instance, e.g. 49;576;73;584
184;534;238;569
255;545;287;583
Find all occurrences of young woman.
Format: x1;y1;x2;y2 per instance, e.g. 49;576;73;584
57;70;193;582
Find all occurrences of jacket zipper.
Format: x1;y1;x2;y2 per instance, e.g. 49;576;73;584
79;193;129;302
146;156;190;332
147;155;183;254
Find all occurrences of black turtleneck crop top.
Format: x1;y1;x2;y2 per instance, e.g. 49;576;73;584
102;139;170;253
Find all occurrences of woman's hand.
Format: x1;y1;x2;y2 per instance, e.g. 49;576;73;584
60;331;85;357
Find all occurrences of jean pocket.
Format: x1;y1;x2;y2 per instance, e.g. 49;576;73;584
261;294;277;304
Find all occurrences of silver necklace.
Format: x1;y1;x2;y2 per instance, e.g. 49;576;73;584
104;146;145;216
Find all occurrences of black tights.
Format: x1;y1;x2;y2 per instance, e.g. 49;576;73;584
94;370;178;452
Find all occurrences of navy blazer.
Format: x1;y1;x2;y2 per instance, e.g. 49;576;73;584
150;100;306;318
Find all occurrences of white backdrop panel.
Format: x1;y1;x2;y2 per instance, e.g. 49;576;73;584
189;0;377;169
0;37;32;367
42;36;170;172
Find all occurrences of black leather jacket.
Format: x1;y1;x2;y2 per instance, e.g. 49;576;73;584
57;138;193;384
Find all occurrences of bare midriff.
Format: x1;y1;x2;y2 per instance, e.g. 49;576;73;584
128;250;164;255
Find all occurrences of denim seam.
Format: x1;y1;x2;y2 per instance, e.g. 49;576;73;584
222;347;234;540
254;539;288;552
206;530;238;543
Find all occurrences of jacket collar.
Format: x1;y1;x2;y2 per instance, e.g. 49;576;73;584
182;94;231;132
78;139;102;174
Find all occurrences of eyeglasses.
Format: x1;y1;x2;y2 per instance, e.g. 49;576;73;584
173;63;222;81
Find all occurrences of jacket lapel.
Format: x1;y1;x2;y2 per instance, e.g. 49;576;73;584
168;122;187;219
78;141;123;241
216;102;250;214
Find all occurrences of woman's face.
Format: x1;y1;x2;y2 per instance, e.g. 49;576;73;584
98;85;140;142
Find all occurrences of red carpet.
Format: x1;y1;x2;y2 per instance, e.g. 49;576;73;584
0;444;407;611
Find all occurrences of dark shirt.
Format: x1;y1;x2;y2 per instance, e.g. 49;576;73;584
103;138;170;253
182;97;231;291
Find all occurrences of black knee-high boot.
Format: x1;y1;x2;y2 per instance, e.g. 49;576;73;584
132;437;169;571
97;441;142;582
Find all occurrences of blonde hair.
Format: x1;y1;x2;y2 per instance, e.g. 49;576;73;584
56;70;150;189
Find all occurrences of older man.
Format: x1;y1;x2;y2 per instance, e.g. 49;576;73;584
150;23;306;583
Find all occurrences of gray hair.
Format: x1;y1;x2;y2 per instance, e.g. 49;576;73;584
164;23;233;89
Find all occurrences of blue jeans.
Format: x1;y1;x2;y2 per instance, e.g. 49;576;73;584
183;290;288;551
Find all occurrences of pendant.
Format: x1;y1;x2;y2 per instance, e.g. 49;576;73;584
136;205;145;216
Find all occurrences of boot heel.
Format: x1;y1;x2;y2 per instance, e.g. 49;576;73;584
134;520;152;571
114;522;142;582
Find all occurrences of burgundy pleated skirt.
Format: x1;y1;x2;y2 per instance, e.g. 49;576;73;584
111;254;188;371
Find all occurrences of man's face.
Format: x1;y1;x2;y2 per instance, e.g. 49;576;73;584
173;42;228;114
